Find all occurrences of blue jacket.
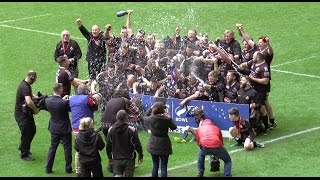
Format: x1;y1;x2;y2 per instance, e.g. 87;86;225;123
70;94;94;129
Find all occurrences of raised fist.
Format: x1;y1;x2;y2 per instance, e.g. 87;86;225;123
236;23;243;28
175;26;180;34
105;24;112;31
127;10;134;14
76;19;82;27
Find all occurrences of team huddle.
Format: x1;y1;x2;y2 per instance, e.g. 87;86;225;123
14;10;276;177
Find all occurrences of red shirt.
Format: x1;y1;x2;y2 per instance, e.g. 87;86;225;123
196;119;223;148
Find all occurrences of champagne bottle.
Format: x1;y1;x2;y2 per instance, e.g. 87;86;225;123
116;11;128;17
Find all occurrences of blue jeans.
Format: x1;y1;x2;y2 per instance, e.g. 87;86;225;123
198;146;232;177
151;154;169;177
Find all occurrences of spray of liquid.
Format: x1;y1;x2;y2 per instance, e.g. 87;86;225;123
80;5;202;88
191;71;205;85
133;4;199;40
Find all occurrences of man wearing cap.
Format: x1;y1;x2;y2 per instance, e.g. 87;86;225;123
186;108;232;177
174;107;204;143
14;70;40;161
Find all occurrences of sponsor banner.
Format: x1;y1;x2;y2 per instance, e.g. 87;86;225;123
130;93;249;137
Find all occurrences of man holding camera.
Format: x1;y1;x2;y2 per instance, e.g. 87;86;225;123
14;70;40;161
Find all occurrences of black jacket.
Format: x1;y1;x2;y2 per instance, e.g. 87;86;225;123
78;25;107;62
54;39;82;72
101;97;127;124
106;122;143;160
143;109;177;156
75;129;105;164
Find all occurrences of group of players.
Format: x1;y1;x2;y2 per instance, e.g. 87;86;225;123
54;10;276;137
14;9;278;177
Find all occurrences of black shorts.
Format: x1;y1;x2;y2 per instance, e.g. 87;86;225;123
257;92;267;105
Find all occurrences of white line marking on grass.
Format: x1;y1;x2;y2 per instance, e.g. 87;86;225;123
0;24;86;41
140;126;320;177
0;14;52;24
263;126;320;144
272;69;320;79
271;54;320;68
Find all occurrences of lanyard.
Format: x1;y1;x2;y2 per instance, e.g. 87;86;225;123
62;41;70;55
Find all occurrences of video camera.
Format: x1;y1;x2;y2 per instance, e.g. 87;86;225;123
22;91;48;115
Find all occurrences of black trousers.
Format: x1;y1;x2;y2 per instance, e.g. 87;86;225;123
80;161;103;177
101;123;113;171
113;159;135;177
46;133;72;172
15;115;36;158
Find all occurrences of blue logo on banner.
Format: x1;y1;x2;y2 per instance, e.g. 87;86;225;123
130;93;249;135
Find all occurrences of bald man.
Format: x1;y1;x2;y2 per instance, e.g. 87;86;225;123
15;70;40;161
76;19;112;81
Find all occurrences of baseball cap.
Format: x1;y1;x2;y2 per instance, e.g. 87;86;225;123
193;108;204;116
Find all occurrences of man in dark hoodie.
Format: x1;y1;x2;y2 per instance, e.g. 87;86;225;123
74;117;105;177
101;89;139;173
106;110;143;177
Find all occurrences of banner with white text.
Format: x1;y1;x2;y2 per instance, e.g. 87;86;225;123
130;93;249;138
